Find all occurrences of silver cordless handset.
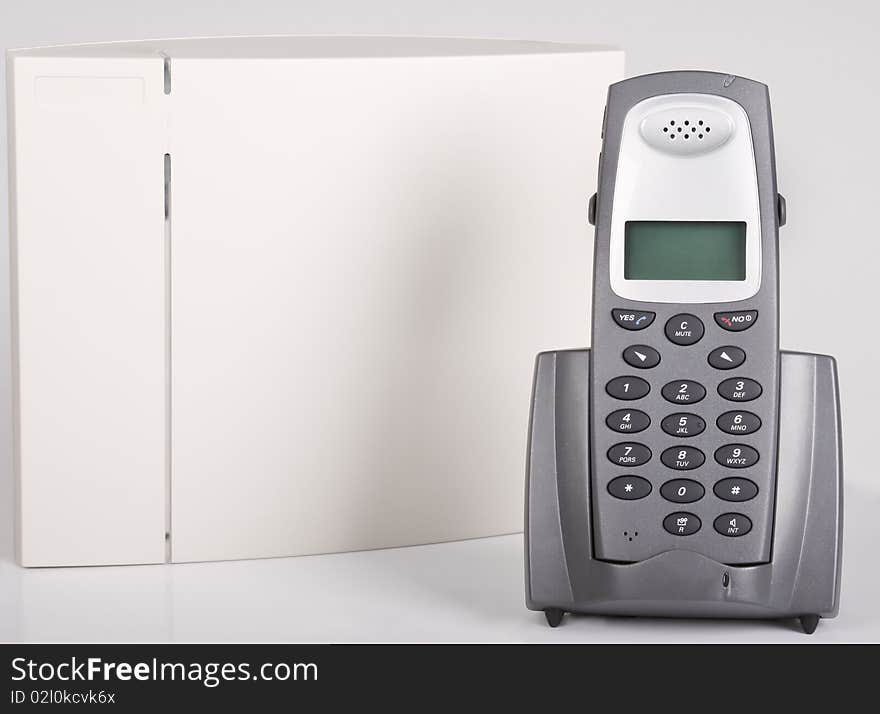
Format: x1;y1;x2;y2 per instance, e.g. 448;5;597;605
525;72;843;633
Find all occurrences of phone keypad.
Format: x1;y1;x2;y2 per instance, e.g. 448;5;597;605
599;306;771;554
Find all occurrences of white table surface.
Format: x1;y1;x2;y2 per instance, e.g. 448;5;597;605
2;482;878;644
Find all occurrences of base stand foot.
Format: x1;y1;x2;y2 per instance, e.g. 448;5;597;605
799;614;820;634
544;608;565;627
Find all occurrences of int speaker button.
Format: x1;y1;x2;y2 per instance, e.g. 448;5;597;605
714;513;752;537
665;313;704;345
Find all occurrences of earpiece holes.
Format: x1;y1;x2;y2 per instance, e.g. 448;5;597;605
660;118;711;141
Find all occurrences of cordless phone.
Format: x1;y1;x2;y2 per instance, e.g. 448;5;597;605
525;72;842;633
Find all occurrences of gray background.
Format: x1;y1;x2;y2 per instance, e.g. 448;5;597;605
1;0;878;641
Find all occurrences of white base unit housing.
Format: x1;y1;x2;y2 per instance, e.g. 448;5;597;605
7;36;623;565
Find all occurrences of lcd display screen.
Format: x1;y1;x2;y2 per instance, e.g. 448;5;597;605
624;221;747;281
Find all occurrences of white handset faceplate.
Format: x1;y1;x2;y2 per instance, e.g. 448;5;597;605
609;94;761;303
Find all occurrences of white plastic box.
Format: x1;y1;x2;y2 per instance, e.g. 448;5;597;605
7;36;623;566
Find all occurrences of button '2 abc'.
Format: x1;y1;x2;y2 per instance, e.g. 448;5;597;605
661;380;706;404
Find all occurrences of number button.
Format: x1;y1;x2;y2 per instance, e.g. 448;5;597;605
607;475;652;500
714;477;759;502
607;442;652;467
663;512;701;536
665;314;704;346
718;377;762;402
606;409;651;434
661;380;706;404
708;346;746;370
660;413;706;437
715;310;758;332
622;345;661;369
612;308;655;330
715;444;760;468
606;376;651;400
717;410;762;435
660;446;705;471
714;513;752;537
660;479;705;504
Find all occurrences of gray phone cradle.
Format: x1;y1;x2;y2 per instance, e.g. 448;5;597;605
525;349;842;633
